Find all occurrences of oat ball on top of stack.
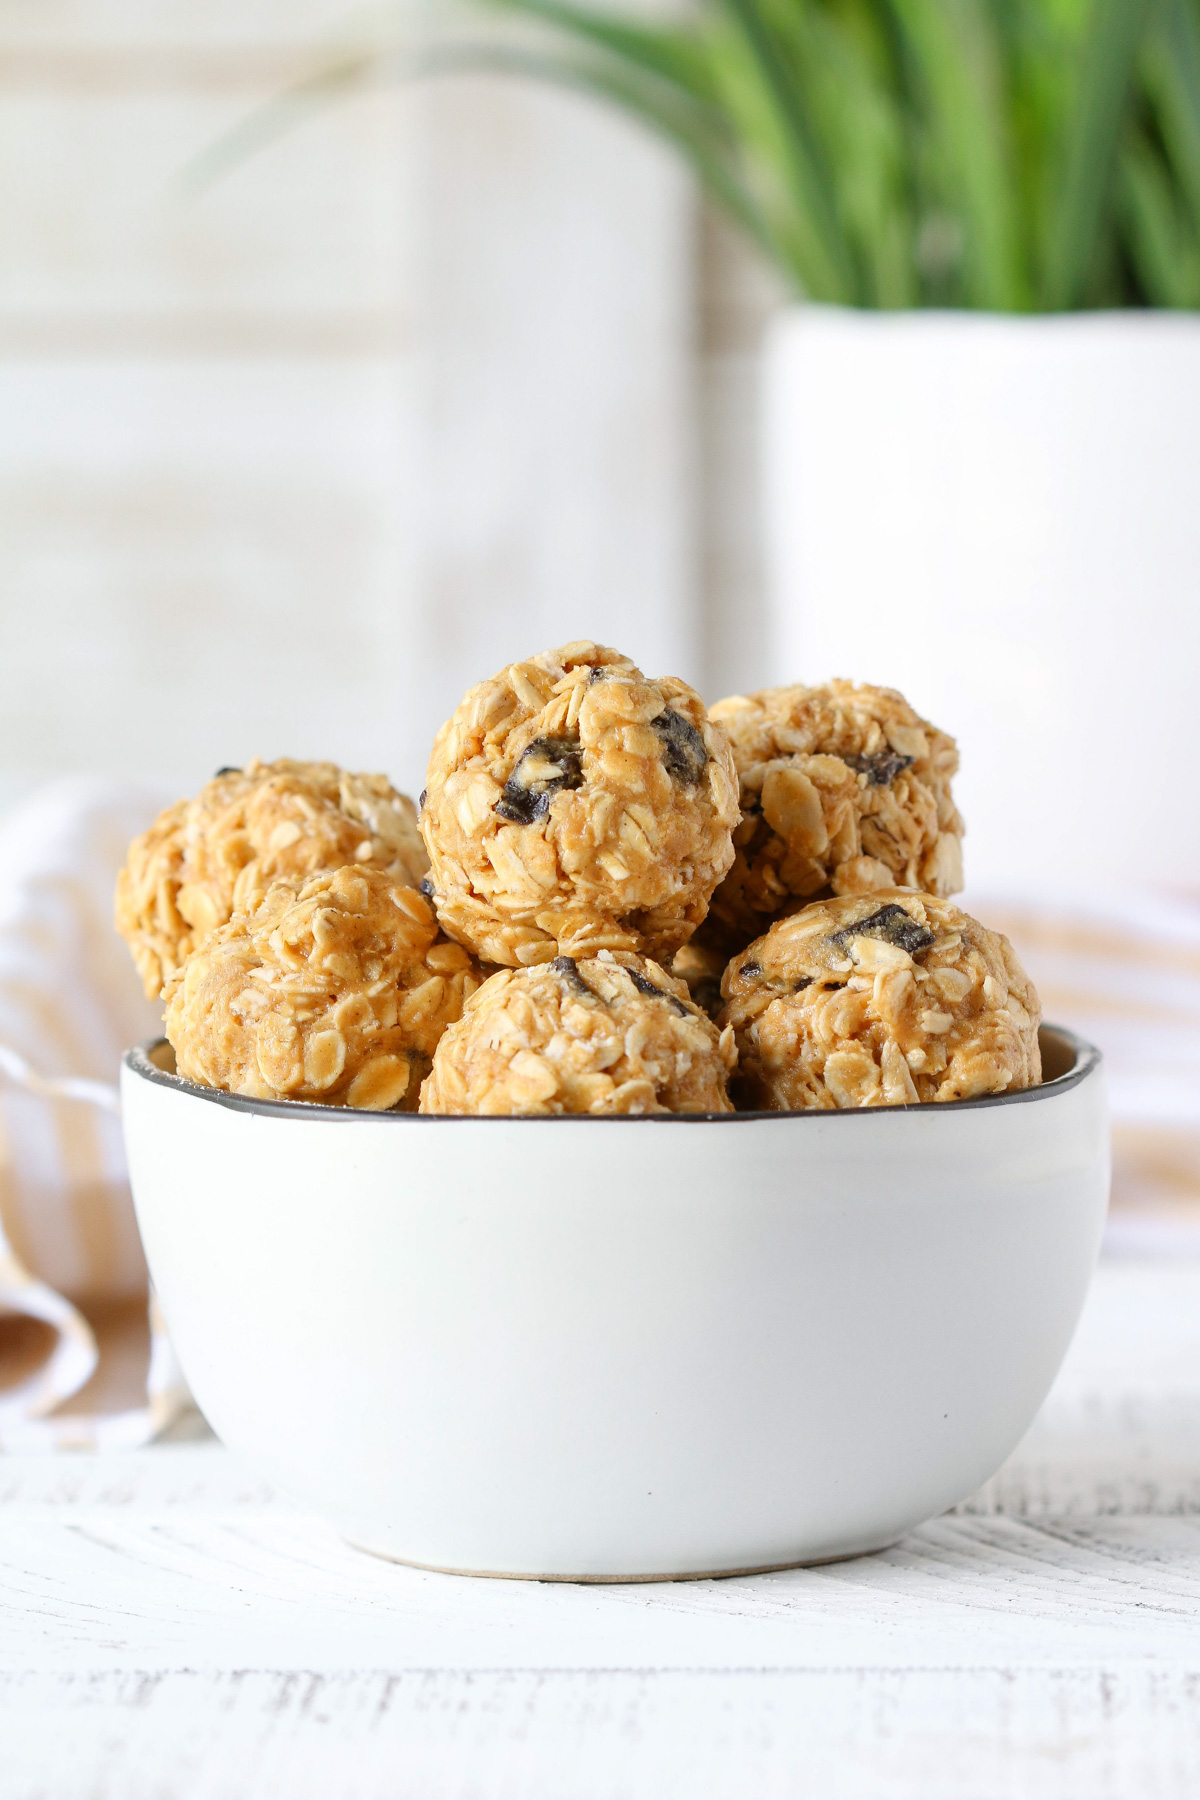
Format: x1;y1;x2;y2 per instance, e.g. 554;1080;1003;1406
418;641;739;968
702;680;963;952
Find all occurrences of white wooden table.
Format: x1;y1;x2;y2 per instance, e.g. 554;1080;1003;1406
4;1260;1200;1799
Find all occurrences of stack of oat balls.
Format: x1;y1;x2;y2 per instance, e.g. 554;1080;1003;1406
115;641;1042;1115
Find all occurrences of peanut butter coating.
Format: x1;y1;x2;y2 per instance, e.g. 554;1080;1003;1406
421;951;736;1115
420;642;739;968
705;681;963;952
720;890;1040;1110
115;759;428;999
165;866;480;1110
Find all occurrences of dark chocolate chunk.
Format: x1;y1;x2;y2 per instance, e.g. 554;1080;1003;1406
418;788;427;810
551;955;595;1000
587;666;607;686
738;959;811;994
650;708;708;786
495;736;584;825
496;792;550;824
829;902;935;958
419;877;435;899
842;750;914;787
626;965;690;1016
496;788;550;826
214;766;241;777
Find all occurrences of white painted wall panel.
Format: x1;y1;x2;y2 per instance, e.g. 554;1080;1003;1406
402;78;698;729
0;8;697;811
0;360;408;792
0;94;407;327
0;4;369;51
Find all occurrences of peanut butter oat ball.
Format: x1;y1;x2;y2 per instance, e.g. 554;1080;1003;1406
704;682;963;950
420;642;739;968
116;759;428;998
420;950;737;1115
720;890;1040;1111
165;866;481;1110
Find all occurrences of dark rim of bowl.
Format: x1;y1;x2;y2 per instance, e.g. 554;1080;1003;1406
123;1025;1100;1123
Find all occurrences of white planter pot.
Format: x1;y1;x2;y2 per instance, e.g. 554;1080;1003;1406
763;307;1200;897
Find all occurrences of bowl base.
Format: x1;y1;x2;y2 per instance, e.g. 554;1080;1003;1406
344;1536;899;1584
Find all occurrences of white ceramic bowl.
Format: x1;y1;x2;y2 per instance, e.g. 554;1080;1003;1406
122;1026;1108;1581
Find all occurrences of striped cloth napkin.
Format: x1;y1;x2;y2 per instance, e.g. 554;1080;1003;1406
975;889;1200;1255
0;777;190;1448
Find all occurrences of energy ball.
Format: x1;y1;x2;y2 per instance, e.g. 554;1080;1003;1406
420;950;737;1115
164;866;481;1110
420;641;739;968
116;759;428;998
720;890;1040;1111
704;682;963;950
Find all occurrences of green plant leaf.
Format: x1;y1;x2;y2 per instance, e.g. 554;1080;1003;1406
777;1;916;306
476;0;722;100
885;0;1025;308
481;0;864;300
1046;0;1153;309
1119;130;1200;304
712;0;860;300
1141;0;1200;239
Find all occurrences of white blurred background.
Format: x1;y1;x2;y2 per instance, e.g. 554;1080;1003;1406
0;0;782;811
